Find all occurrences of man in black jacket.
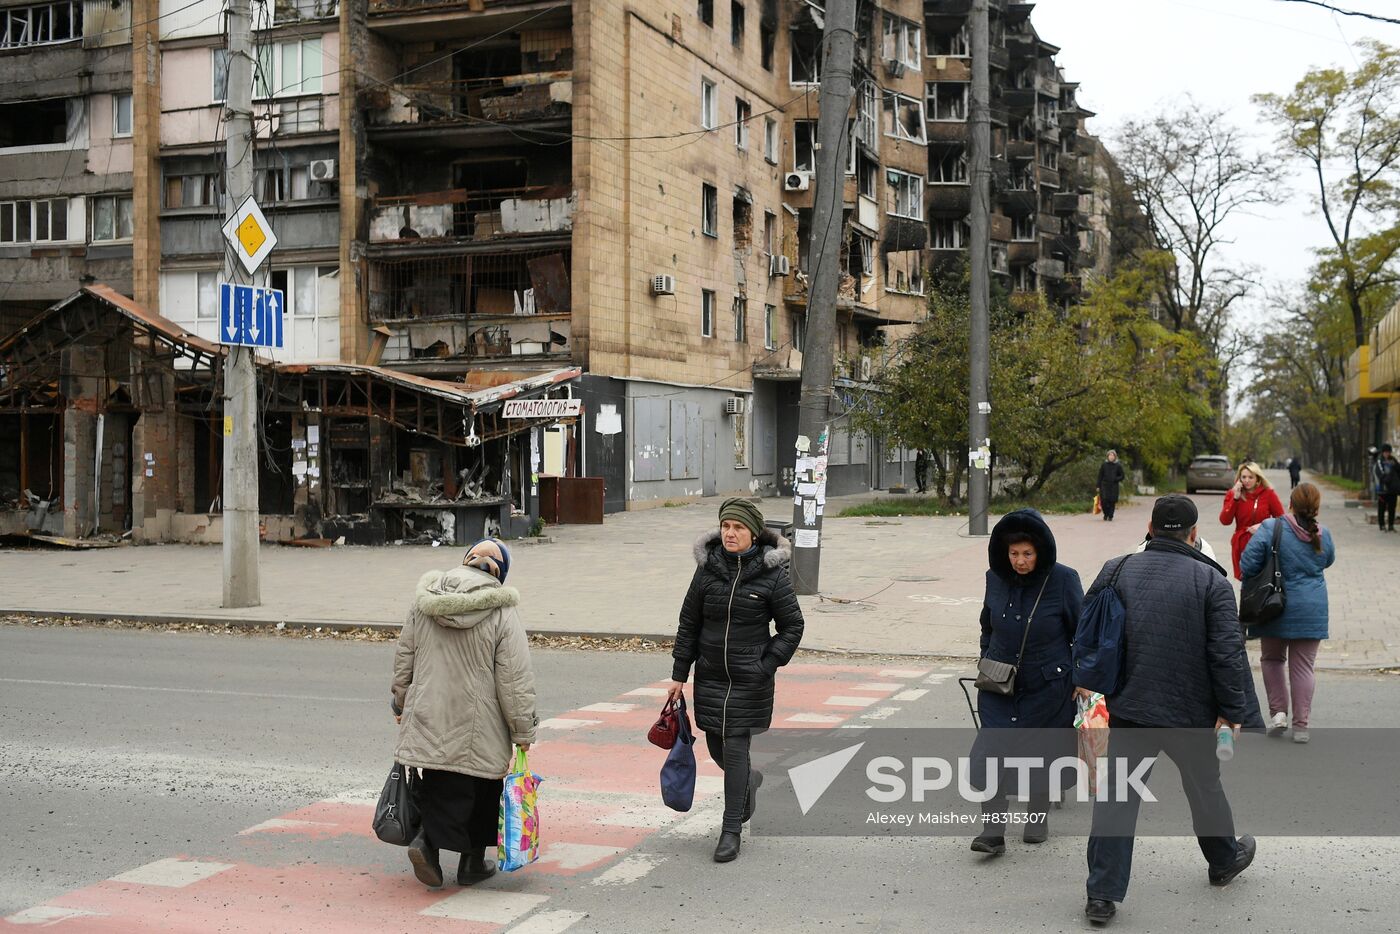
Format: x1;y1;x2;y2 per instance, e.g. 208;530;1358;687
1076;494;1263;925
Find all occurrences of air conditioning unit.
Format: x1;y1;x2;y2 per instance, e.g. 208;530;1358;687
859;355;872;381
885;58;906;78
723;396;745;415
769;254;790;277
309;158;337;181
651;274;676;295
784;171;812;192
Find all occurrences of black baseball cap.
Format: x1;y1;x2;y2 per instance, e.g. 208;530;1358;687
1151;494;1198;532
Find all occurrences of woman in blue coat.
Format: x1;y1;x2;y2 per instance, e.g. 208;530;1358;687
970;509;1083;855
1241;482;1336;744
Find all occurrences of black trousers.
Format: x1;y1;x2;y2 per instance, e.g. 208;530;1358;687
705;732;752;834
1101;497;1117;521
1380;494;1396;530
1085;720;1239;903
413;768;503;854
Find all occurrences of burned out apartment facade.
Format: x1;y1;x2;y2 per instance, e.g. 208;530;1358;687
0;0;1121;542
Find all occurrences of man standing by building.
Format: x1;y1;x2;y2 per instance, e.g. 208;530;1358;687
1371;444;1399;533
1095;450;1125;522
1077;494;1263;925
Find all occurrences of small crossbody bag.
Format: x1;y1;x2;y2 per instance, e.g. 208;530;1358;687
973;578;1049;697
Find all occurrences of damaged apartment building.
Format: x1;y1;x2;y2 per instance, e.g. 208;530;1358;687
0;0;1121;541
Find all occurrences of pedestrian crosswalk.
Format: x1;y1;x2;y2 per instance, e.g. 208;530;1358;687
3;661;941;932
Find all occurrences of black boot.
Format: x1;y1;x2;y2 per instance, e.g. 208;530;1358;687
457;848;497;885
713;830;742;862
407;830;443;888
742;770;764;823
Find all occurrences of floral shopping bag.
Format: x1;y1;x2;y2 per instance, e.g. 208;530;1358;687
498;747;542;872
1075;692;1110;796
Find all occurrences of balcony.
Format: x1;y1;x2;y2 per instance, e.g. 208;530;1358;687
925;0;973;27
999;187;1036;215
1051;191;1079;215
1058;110;1081;131
928;184;971;216
1008;241;1038;265
1036;212;1061;235
369;187;574;243
1035;257;1065;280
927;121;969;145
926;58;971;82
987;46;1010;72
1006;139;1036;160
990;213;1013;241
1075;135;1097;157
364;70;572;139
1034;165;1060;188
1001;87;1035;112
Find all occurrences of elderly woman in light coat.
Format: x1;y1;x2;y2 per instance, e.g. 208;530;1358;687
391;539;537;889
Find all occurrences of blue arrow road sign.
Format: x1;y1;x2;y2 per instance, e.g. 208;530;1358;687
219;282;285;348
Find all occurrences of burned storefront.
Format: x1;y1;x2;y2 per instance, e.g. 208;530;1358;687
0;285;584;544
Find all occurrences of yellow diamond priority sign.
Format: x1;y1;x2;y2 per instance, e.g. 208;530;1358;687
221;197;278;274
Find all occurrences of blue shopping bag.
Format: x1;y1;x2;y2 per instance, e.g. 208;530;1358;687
660;699;697;812
497;747;542;872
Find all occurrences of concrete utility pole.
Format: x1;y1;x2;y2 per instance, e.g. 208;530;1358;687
967;0;991;537
789;0;857;595
222;0;261;607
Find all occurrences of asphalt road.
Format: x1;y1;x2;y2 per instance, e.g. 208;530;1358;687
3;624;1398;932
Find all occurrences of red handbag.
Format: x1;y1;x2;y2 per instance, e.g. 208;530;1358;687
647;695;688;749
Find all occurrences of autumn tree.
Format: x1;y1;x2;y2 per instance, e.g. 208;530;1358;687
1256;40;1400;349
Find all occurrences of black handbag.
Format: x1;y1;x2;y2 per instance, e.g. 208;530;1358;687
372;761;420;846
974;578;1049;696
1239;520;1287;625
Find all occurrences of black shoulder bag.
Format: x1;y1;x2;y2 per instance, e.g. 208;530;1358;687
974;578;1050;696
1239;520;1287;625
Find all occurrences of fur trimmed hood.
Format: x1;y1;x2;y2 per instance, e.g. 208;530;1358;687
415;565;520;629
693;527;791;569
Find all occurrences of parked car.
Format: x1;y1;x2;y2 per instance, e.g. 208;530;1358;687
1186;455;1233;494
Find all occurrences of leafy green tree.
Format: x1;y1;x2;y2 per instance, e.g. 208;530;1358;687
1256;40;1400;349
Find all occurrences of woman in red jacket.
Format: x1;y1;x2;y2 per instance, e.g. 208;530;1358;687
1219;461;1284;579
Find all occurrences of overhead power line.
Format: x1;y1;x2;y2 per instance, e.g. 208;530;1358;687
1271;0;1400;26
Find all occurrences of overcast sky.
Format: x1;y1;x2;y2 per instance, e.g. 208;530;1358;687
1031;0;1398;327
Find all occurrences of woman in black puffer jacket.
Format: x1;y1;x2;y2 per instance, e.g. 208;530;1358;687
668;498;805;864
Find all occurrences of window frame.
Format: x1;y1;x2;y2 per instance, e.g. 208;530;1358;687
1012;214;1036;241
925;81;968;122
885;168;924;221
0;197;71;244
929;148;968;184
927;24;970;57
0;1;81;49
112;93;133;138
882;13;921;70
763;117;777;164
89;193;134;242
733;296;746;342
701;183;718;238
701;289;715;338
735;98;750;150
701;78;717;130
698;0;713;27
793;119;816;172
730;0;744;46
882;91;927;143
764;303;777;350
932;217;969;250
789;30;821;85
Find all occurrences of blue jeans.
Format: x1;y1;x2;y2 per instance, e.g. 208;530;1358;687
1086;720;1241;902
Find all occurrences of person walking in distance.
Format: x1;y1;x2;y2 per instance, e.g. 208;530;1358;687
1242;482;1335;744
1096;451;1126;522
915;449;930;494
1078;495;1263;925
392;539;537;889
1287;457;1302;489
970;510;1083;854
669;498;805;863
1371;444;1400;532
1219;462;1284;579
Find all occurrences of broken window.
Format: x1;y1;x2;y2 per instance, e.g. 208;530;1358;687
0;1;80;48
702;183;718;237
884;250;925;295
733;296;746;342
793;120;816;171
847;231;873;277
797;207;812;270
0;198;69;243
763;210;776;255
885;169;923;220
882;92;926;143
735;98;750;149
0;97;73;148
1039;147;1059;170
854;80;878;152
932;218;969;249
163;172;222;208
764;303;776;349
732;192;752;249
90;194;134;241
1012;214;1036;241
791;311;806;352
730;1;744;46
925;82;967;122
763;117;777;163
929;25;970;57
881;13;920;70
790;28;821;84
701;289;715;337
930;148;967;183
698;0;713;26
856;152;877;199
1013;265;1037;292
760;23;774;70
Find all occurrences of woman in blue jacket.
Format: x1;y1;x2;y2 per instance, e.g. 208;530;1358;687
1241;482;1336;744
970;509;1083;854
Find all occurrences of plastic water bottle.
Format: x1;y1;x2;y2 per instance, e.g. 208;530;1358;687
1215;726;1235;762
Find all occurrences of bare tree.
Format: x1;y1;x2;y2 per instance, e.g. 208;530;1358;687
1115;98;1285;335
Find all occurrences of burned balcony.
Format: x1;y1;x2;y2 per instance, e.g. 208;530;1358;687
1051;191;1080;215
367;249;572;366
928;184;971;216
1008;241;1038;266
370;187;574;243
365;69;571;137
1034;257;1066;280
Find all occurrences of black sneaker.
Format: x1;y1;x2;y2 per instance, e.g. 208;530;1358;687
1085;898;1116;924
969;834;1005;855
1208;835;1257;886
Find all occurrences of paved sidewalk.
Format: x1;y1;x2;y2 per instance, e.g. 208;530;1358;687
2;471;1394;669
